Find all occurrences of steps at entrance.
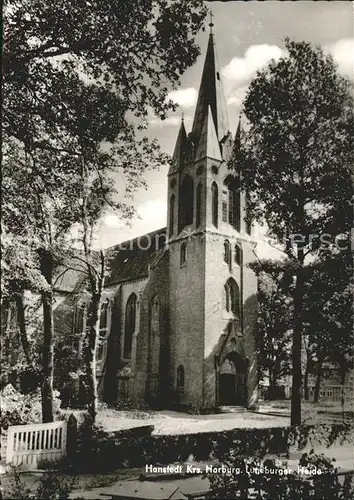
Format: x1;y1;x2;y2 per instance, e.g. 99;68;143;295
218;406;248;414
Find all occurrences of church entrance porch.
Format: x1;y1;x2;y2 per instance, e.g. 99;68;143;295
218;353;247;407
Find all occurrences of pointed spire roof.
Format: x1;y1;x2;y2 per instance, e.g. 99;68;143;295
232;115;242;174
194;105;222;161
169;119;187;174
191;32;230;151
234;116;241;150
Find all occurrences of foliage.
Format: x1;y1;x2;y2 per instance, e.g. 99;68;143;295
303;250;353;379
234;38;353;424
114;399;154;418
53;342;84;408
0;384;62;429
206;452;352;500
3;0;207;424
256;271;293;391
1;469;79;500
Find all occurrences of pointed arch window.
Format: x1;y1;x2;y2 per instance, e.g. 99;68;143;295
169;194;175;237
211;182;218;227
228;189;240;230
74;304;85;335
180;241;187;266
179;175;194;231
222;190;228;222
196;183;202;229
150;296;160;377
224;278;240;317
245;195;252;235
235;243;243;266
124;293;137;359
97;299;110;362
223;240;231;270
177;365;185;394
73;303;86;356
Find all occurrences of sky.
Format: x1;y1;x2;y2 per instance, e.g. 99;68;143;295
97;1;354;250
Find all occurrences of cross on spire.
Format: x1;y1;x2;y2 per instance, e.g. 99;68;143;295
209;10;214;34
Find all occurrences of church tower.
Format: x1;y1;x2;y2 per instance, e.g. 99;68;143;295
167;21;258;410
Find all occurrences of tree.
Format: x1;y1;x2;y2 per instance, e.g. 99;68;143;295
253;264;293;398
3;0;207;422
235;38;353;424
303;248;353;404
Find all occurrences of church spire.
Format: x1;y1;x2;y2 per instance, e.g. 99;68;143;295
169;118;187;175
191;22;230;156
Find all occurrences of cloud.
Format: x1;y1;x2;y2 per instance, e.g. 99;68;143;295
328;38;354;77
102;213;125;229
167;87;198;108
222;44;286;89
137;199;166;227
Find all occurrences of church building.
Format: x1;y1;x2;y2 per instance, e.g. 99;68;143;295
59;27;259;411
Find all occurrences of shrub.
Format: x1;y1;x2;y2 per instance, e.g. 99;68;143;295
0;384;61;429
1;469;78;500
206;452;353;500
114;399;153;418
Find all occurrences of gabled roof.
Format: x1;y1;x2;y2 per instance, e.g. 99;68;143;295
54;228;167;293
105;227;167;286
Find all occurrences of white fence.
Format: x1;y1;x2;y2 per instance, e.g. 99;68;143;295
6;420;67;468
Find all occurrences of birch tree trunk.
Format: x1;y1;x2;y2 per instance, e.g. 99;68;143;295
314;359;322;403
84;291;101;424
14;293;32;367
40;249;54;423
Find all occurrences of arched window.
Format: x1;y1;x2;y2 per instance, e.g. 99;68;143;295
222;190;228;222
228;189;240;230
124;293;137;359
196;183;202;228
179;175;194;231
73;303;86;356
235;243;242;266
245;195;252;235
150;296;160;377
224;278;240;317
99;300;109;332
180;242;187;266
74;304;85;335
169;194;175;237
223;240;231;270
177;365;185;394
211;182;218;227
97;299;109;361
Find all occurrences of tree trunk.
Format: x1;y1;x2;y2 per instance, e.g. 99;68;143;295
304;355;310;401
84;292;101;425
40;250;54;423
313;360;322;403
14;293;32;367
340;367;346;423
291;265;304;426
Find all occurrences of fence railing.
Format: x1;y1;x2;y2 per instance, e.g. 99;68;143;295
6;420;67;468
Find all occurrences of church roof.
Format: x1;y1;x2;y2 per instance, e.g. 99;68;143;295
169;119;187;175
194;105;222;161
105;227;167;286
191;32;230;151
54;228;167;293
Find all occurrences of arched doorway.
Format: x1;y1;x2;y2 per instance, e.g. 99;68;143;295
219;353;247;406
